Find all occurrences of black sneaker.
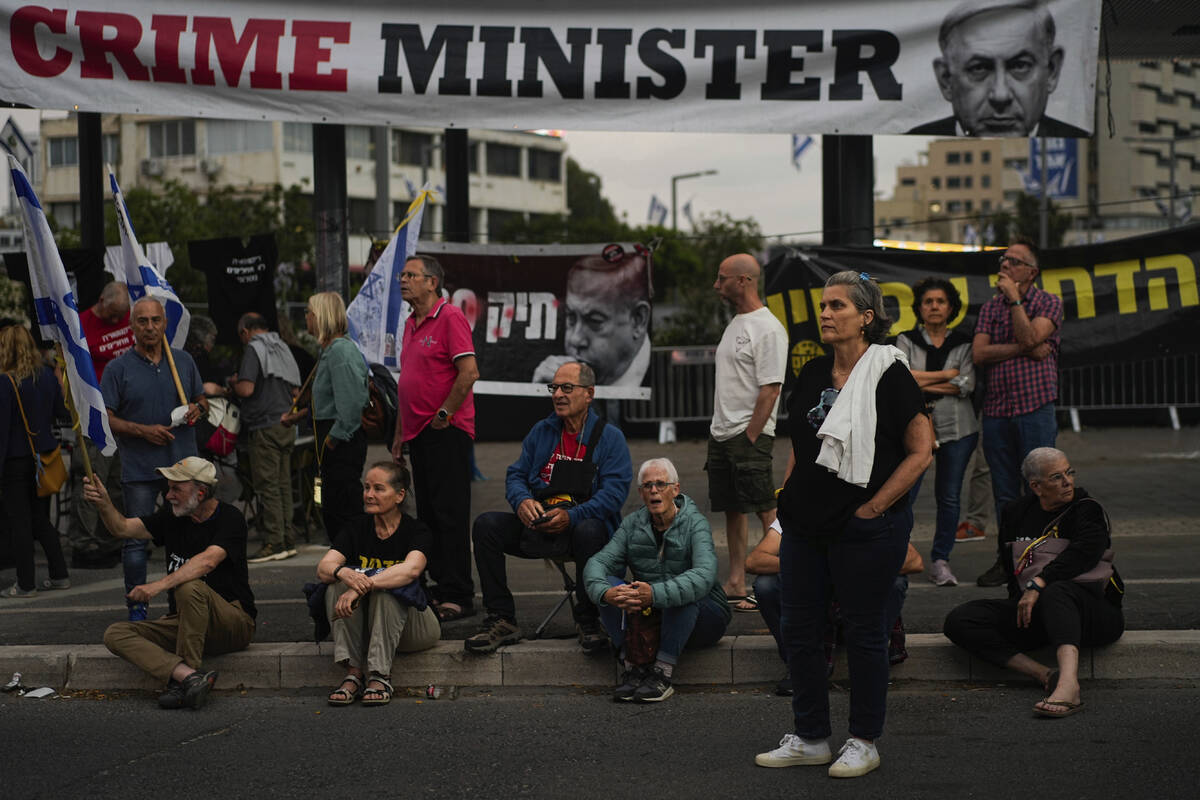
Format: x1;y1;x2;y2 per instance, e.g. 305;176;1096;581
613;665;647;702
158;679;186;709
576;618;608;654
181;670;218;709
464;615;521;654
633;666;674;703
976;559;1008;587
774;672;793;697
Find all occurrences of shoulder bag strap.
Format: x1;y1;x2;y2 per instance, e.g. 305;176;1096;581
581;415;606;464
6;373;40;458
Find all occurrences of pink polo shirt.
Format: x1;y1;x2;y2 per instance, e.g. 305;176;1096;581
398;297;476;441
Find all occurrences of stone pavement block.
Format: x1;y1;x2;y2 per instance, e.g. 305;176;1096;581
731;635;784;684
278;641;345;688
398;641;503;687
969;643;1060;682
1093;630;1200;680
891;634;971;681
675;636;733;685
68;645;158;691
501;640;615;686
205;647;280;689
0;645;68;689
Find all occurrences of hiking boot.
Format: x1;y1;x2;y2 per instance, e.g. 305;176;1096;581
632;666;673;703
755;734;832;767
248;544;290;563
928;559;958;587
976;559;1008;587
158;679;186;709
828;737;880;778
576;618;608;654
613;665;647;702
464;615;521;654
181;670;218;709
955;522;986;542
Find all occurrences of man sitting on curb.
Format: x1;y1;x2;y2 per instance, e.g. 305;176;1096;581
85;457;257;710
466;361;632;654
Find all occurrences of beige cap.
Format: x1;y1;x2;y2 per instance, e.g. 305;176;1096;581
156;457;217;486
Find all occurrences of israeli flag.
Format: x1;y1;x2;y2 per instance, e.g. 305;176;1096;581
647;195;668;226
109;169;190;348
792;135;814;171
347;187;432;370
7;156;116;455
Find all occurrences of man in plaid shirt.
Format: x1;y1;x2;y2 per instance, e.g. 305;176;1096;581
971;236;1062;586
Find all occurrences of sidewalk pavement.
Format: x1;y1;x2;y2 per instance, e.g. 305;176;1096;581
1;426;1197;691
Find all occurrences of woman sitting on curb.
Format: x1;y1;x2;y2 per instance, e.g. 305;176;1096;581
316;461;440;706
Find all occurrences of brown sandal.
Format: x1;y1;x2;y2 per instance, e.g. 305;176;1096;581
327;674;364;706
434;602;475;622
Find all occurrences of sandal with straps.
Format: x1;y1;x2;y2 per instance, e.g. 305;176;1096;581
361;675;393;706
327;674;364;706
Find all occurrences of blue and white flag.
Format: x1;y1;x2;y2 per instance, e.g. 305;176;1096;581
647;195;668;226
347;186;433;370
109;169;190;348
7;155;116;455
792;135;814;170
681;199;697;230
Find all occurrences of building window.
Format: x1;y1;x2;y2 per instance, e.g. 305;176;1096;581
981;151;991;164
468;142;479;174
964;152;973;164
102;133;120;166
348;198;377;232
48;137;78;167
947;176;961;189
946;152;961;164
964;176;973;188
1003;157;1028;170
283;123;313;153
981;175;991;189
392;130;435;166
345;126;374;160
900;177;916;186
964;200;973;212
206;120;273;155
931;176;941;189
486;143;521;177
528;148;561;182
947;200;963;213
982;199;992;211
488;208;524;238
148;120;196;158
49;201;80;229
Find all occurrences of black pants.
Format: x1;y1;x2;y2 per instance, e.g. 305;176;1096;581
4;456;68;591
315;421;366;543
472;511;609;623
943;581;1124;667
408;425;474;606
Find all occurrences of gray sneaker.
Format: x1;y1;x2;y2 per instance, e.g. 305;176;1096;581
929;559;959;587
464;615;521;653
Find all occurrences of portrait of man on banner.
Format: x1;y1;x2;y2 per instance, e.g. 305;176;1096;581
908;0;1089;138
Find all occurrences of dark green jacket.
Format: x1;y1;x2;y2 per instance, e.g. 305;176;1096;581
584;494;728;617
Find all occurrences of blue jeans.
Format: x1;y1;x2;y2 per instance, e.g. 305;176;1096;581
909;432;979;563
982;403;1057;525
597;577;728;665
780;506;912;742
121;479;164;609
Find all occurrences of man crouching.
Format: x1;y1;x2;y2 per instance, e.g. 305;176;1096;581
85;457;256;709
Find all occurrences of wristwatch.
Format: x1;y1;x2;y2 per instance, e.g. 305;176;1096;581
1025;579;1042;592
436;408;450;422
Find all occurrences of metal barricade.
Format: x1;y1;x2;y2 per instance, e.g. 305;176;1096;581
623;346;718;423
1059;353;1199;430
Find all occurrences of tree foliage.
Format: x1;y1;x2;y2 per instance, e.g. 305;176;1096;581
983;192;1072;249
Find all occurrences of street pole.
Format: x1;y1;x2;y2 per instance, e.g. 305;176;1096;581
1039;134;1048;248
669;169;717;230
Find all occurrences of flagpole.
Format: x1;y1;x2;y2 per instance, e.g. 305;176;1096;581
161;344;189;406
54;344;95;477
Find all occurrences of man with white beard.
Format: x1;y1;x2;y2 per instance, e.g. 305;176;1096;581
85;457;257;710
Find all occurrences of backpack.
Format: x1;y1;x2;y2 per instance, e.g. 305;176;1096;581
361;362;398;449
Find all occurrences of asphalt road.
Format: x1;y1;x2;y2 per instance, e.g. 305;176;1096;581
3;681;1198;799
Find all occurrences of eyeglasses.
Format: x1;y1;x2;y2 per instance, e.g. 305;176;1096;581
639;480;675;492
998;254;1036;270
399;271;430;280
547;382;592;394
1038;468;1077;485
806;387;840;429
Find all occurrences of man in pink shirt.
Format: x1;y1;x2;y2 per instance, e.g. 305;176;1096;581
391;255;480;622
71;281;134;568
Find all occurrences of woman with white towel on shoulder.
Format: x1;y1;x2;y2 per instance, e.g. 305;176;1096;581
755;271;932;779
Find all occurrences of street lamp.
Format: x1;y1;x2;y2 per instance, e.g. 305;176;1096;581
671;169;718;230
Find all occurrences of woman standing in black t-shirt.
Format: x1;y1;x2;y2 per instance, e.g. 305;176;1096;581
317;461;440;706
755;271;931;779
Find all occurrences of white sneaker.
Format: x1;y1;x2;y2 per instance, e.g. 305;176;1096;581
928;559;959;587
828;737;880;778
754;734;832;767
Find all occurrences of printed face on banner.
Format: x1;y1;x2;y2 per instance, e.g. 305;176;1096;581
930;4;1065;136
428;246;652;399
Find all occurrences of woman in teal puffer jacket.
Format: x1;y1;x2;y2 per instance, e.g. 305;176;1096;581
584;457;730;703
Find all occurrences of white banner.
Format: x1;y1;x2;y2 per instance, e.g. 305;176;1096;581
0;0;1100;136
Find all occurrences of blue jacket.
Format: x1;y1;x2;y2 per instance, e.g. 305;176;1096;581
583;494;728;615
505;410;632;534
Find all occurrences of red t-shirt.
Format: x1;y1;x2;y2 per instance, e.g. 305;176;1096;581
539;429;590;485
79;307;134;380
398;297;476;441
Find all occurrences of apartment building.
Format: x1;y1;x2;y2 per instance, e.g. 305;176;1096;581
36;114;568;261
877;59;1200;246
